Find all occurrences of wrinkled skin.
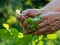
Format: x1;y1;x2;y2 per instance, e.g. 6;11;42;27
17;10;60;35
22;9;40;17
33;12;60;35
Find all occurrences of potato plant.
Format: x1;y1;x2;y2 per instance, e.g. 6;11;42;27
17;14;43;34
0;21;60;45
24;14;42;31
0;27;60;45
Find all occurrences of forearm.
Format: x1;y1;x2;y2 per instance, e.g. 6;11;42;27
40;0;60;14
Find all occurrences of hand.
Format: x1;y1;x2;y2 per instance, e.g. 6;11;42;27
25;12;60;35
33;12;60;35
17;9;40;23
22;9;40;17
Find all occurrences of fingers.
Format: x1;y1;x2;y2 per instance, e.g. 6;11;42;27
22;9;40;18
22;10;31;16
38;21;48;28
55;23;60;30
22;9;34;17
46;22;60;34
38;19;56;28
33;26;52;35
51;22;60;31
16;15;26;23
33;21;60;35
50;21;60;26
39;14;60;28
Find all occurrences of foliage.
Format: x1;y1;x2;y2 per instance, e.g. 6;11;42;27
25;14;42;31
0;0;60;45
0;23;60;45
0;27;60;45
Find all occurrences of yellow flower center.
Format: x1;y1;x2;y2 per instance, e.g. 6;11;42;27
18;33;24;38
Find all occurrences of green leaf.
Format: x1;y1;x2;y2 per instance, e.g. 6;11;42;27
26;17;33;24
25;14;42;31
10;28;19;39
0;28;19;40
0;29;11;39
46;40;56;45
33;15;42;21
20;34;33;45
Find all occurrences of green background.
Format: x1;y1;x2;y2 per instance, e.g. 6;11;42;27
1;0;60;45
0;0;50;31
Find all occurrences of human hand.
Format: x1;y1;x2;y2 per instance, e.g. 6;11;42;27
16;9;40;23
22;9;40;17
32;12;60;35
16;9;48;23
23;12;60;35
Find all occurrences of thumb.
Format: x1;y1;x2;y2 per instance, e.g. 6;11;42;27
41;14;49;20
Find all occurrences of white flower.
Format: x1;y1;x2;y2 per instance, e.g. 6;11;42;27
16;9;21;15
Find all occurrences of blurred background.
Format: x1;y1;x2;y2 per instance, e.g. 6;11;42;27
0;0;53;45
0;0;50;31
1;0;60;45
